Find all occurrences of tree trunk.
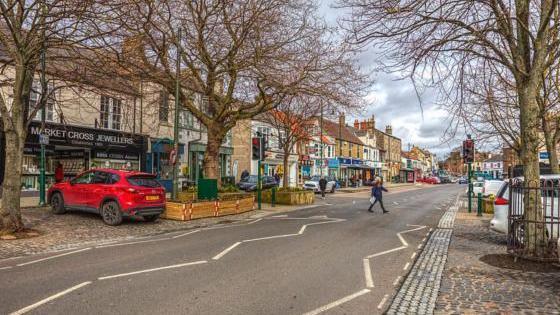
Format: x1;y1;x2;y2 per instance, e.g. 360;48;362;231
519;84;546;258
282;146;290;188
0;130;25;235
543;119;560;174
203;125;226;186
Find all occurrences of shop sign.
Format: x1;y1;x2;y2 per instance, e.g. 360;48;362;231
27;122;145;151
93;151;139;161
339;158;352;165
39;134;49;145
328;159;340;168
352;159;363;165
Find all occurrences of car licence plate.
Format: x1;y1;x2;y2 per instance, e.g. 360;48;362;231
145;195;160;201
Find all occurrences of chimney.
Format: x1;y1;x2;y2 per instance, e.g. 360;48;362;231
360;121;367;130
339;114;346;129
368;115;376;133
386;125;393;135
354;119;359;129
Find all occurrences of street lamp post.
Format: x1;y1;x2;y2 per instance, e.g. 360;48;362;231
172;27;182;200
320;102;323;177
38;39;47;206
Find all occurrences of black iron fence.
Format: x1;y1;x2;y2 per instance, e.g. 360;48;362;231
508;179;560;261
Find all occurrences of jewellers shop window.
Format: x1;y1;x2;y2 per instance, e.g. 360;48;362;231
159;91;169;123
100;96;122;130
28;81;55;122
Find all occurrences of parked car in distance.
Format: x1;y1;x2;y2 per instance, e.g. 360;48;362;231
471;181;484;195
48;169;166;226
458;177;468;184
483;180;506;197
490;175;560;238
237;175;278;191
304;175;337;193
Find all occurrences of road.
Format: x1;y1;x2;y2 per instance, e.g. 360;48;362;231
0;184;462;315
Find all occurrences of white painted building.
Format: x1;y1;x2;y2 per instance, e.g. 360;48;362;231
482;154;504;179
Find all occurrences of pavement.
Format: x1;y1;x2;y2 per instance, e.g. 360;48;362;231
0;183;460;315
387;194;560;314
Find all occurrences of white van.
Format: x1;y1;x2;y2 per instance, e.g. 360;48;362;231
490;175;560;241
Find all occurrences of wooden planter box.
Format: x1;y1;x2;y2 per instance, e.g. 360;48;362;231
260;190;315;205
162;196;255;221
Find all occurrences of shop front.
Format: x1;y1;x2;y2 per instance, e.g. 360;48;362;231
0;121;147;190
260;152;298;187
188;142;233;184
299;155;313;182
400;168;416;183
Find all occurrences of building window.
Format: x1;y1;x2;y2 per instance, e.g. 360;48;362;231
159;91;169;122
100;95;122;130
29;81;55;122
327;145;333;158
180;110;194;129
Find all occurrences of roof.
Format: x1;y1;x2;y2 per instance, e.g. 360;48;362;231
321;135;334;145
322;119;364;145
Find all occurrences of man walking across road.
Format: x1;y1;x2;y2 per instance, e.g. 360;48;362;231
368;177;389;213
319;176;328;199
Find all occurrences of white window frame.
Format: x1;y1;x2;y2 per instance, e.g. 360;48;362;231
29;81;55;122
100;95;122;130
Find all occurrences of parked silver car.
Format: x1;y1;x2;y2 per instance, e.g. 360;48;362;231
304;175;336;193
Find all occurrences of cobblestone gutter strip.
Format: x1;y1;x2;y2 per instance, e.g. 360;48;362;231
386;229;452;315
386;194;459;315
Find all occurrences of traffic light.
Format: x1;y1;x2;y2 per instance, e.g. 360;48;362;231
463;139;474;163
252;137;261;160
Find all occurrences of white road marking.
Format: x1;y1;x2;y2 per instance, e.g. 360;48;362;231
212;242;242;260
17;248;92;267
96;238;171;248
422;237;427;243
366;246;407;259
393;202;399;205
302;289;371;315
417;244;422;249
403;262;410;270
244;234;298;242
98;260;207;280
271;214;288;218
363;259;374;288
10;281;92;315
171;229;201;239
0;256;23;263
0;266;13;270
397;233;408;247
393;276;402;286
411;252;417;260
246;218;263;224
377;294;390;310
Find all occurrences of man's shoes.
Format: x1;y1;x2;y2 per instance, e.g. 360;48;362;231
383;210;389;214
368;209;374;213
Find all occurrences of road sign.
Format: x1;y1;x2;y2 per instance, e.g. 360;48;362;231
39;134;49;145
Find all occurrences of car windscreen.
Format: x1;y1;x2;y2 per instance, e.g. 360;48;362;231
244;176;258;183
127;175;162;188
310;176;320;181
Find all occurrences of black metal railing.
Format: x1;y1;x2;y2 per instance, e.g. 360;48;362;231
507;179;560;261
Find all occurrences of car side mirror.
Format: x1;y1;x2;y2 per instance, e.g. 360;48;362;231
69;179;76;186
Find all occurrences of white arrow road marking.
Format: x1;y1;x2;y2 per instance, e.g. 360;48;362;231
98;260;208;280
10;281;92;315
361;224;427;297
302;289;371;315
212;217;345;260
17;248;92;267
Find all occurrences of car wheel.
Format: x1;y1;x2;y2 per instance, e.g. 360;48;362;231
101;201;123;226
143;214;160;222
50;193;66;214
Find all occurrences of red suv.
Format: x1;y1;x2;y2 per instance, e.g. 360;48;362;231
48;169;166;226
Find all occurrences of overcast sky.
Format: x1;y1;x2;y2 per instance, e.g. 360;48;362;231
320;2;462;158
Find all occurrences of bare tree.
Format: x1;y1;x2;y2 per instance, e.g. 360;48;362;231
98;0;368;184
339;0;560;258
0;0;100;235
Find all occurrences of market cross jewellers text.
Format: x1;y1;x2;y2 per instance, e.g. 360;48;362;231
30;126;135;145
